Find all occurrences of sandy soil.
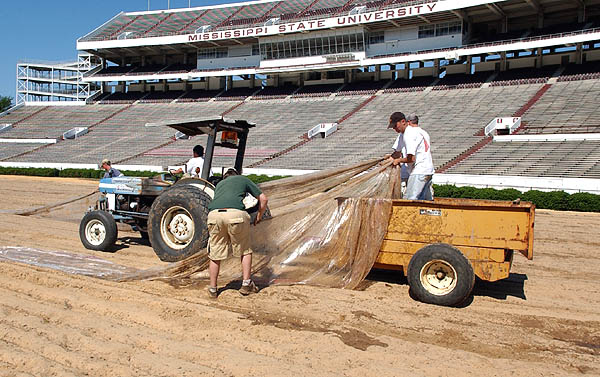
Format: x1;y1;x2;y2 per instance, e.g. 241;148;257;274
0;175;598;377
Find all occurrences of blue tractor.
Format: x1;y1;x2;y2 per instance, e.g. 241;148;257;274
79;117;261;262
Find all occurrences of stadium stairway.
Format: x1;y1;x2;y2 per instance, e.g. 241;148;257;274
437;83;553;173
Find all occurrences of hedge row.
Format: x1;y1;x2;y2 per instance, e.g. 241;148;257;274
0;167;285;183
1;167;598;212
0;167;156;178
434;185;600;212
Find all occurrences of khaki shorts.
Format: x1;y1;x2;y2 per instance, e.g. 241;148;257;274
207;209;252;261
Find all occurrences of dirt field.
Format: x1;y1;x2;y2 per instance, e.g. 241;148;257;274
0;175;598;376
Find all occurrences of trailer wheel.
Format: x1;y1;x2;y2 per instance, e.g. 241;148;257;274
79;210;118;251
148;186;211;262
407;244;475;306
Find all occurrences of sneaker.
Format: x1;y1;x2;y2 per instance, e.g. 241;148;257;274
207;287;218;299
239;281;259;296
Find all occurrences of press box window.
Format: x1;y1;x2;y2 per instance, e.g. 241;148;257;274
368;31;384;44
418;25;435;38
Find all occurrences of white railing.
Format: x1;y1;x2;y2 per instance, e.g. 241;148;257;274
0;138;57;144
0;103;23;118
494;133;600;142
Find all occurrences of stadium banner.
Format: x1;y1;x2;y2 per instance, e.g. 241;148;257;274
78;0;506;49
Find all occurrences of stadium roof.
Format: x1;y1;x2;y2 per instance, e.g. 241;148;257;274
79;0;507;50
77;0;600;62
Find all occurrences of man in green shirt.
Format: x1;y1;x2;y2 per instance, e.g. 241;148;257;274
207;168;268;298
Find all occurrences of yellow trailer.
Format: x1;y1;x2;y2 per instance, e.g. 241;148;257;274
375;197;535;306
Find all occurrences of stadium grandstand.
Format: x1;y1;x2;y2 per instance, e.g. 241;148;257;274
2;0;600;193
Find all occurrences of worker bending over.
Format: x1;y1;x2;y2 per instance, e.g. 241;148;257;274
206;168;268;298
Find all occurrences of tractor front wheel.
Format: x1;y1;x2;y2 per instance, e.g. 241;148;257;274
79;210;118;251
148;186;211;262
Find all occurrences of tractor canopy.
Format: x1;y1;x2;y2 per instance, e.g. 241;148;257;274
146;117;256;180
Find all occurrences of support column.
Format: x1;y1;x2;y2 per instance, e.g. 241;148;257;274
536;48;543;68
226;76;233;90
501;17;508;33
576;43;583;64
467;56;473;74
500;51;507;71
250;74;256;89
432;59;440;77
578;5;585;23
402;63;410;79
375;64;381;81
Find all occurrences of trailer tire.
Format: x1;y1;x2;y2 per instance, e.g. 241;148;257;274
407;243;475;307
148;186;211;262
79;210;118;251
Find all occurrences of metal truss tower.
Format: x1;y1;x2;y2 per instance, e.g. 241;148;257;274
16;54;102;105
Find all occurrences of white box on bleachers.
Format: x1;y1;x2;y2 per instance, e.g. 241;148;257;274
62;127;89;140
485;117;521;136
308;123;338;139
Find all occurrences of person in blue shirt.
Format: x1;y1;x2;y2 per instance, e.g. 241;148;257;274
101;159;123;178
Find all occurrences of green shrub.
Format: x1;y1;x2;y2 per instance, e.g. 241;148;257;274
0;167;59;177
433;184;600;212
567;192;600;212
1;167;598;212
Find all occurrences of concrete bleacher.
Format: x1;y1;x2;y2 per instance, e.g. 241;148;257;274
445;140;600;179
0;106;48;125
259;84;544;170
0;105;127;139
5;101;236;165
3;71;600;179
520;78;600;134
0;143;45;160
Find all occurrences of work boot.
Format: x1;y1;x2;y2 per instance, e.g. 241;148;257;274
239;281;259;296
207;287;218;299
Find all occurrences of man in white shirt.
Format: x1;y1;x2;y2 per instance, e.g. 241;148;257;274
388;113;435;201
171;145;204;178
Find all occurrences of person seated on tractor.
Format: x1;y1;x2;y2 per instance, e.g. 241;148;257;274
206;167;268;299
170;145;204;178
101;159;123;178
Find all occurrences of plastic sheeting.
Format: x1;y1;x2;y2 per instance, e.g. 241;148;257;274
0;159;403;290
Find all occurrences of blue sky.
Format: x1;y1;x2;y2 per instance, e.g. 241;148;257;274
0;0;242;104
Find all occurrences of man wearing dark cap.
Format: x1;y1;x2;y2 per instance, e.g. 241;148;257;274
385;112;410;194
206;167;268;298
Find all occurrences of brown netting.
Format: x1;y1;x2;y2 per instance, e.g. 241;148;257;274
0;159;402;290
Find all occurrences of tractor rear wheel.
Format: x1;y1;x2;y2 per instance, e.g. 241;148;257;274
79;210;118;251
148;186;211;262
407;243;475;307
